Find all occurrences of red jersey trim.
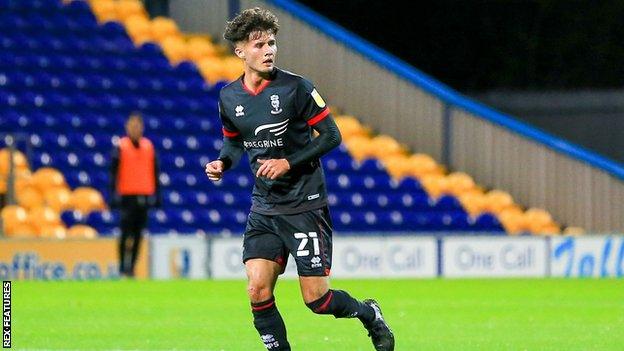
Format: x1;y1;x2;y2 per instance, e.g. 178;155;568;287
222;127;240;138
241;78;272;96
307;107;330;126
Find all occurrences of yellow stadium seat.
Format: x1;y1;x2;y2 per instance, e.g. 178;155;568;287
343;135;375;161
370;135;406;161
523;208;554;234
124;15;152;44
458;192;488;216
187;37;217;62
334;115;370;139
405;153;442;178
14;169;33;194
484;189;515;214
71;187;106;214
1;205;28;235
197;57;223;83
334;115;370;141
28;206;62;233
445;172;476;196
151;16;180;42
498;208;526;235
116;0;147;21
32;167;66;194
381;154;411;179
536;223;561;235
39;223;67;239
0;148;29;176
160;36;188;64
421;174;449;199
67;224;98;239
16;186;44;210
5;222;37;238
221;57;245;81
44;187;73;213
89;0;117;23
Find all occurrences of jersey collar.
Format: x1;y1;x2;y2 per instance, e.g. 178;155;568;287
240;68;277;96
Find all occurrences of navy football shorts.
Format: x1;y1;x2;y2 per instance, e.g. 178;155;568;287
242;206;333;276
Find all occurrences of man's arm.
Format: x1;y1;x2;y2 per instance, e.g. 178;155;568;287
287;115;341;167
217;135;245;171
206;99;245;181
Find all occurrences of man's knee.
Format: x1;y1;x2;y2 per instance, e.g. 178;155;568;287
247;283;273;303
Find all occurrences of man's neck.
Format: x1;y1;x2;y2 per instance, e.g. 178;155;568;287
243;68;273;91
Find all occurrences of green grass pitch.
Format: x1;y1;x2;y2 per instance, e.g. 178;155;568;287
14;279;624;350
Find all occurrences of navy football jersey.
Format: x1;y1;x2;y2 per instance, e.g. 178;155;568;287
218;68;332;215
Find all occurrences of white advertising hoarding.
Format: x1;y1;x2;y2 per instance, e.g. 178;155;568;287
151;236;209;279
209;236;438;279
442;236;547;277
550;235;624;278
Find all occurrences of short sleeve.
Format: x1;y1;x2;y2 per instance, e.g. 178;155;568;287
296;78;330;126
218;98;240;138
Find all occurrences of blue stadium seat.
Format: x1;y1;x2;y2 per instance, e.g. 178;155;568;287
86;211;118;235
472;212;505;232
61;210;85;227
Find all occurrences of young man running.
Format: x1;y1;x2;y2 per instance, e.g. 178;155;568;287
205;8;394;351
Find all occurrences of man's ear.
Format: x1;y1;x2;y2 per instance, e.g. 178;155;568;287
234;46;245;59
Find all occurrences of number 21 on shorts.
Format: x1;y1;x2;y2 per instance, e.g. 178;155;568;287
294;232;319;257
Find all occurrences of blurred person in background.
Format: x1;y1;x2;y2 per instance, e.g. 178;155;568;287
110;112;161;278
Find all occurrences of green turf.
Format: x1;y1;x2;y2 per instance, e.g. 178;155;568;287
13;279;624;350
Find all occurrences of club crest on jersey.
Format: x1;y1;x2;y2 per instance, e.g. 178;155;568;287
270;95;283;115
235;105;245;117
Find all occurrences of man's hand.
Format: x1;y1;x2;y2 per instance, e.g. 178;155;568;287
256;159;290;180
205;160;225;181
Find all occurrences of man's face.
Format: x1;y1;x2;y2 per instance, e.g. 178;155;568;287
126;116;143;141
235;31;277;74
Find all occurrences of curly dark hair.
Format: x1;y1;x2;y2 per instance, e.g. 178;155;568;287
223;7;279;44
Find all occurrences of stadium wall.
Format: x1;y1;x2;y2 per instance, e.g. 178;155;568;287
3;235;622;280
219;0;623;233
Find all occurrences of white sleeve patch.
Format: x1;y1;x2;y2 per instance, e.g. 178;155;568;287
311;89;326;108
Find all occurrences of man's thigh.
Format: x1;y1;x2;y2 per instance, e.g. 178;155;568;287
242;211;289;270
274;206;333;277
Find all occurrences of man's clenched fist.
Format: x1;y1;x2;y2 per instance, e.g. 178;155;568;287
205;160;224;181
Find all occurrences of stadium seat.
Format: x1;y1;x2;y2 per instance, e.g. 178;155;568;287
39;223;67;239
150;16;179;42
484;189;515;214
67;224;97;239
43;186;73;213
1;204;28;235
187;36;217;62
0;148;29;175
85;210;118;234
116;0;146;22
70;186;106;214
159;36;187;64
32;167;66;193
28;206;62;233
123;14;151;44
16;186;44;209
